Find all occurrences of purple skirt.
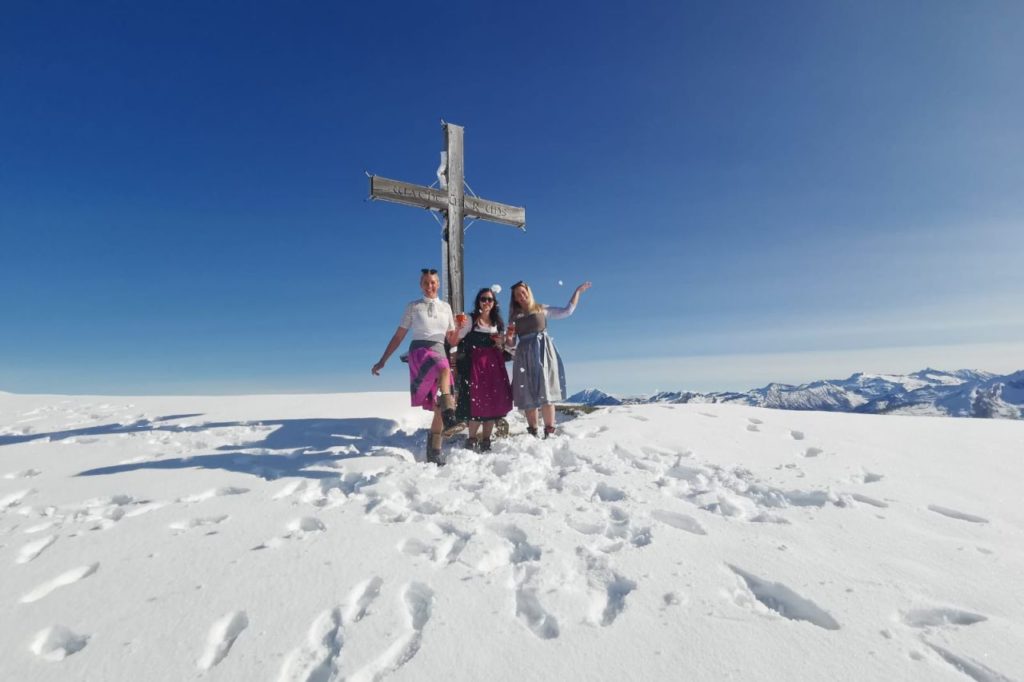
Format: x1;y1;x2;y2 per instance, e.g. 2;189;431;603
408;345;452;411
467;346;513;419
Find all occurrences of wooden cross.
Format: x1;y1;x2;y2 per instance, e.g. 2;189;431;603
368;121;526;313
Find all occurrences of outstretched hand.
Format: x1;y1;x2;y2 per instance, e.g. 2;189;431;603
576;281;592;295
372;361;385;376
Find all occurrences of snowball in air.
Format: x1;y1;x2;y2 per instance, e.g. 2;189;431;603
490;284;502;294
557;280;563;286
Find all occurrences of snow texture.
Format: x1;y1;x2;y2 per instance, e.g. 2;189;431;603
1;390;1022;681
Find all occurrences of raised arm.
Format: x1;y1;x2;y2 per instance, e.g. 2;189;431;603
456;317;474;342
445;307;462;346
545;281;592;320
372;326;409;375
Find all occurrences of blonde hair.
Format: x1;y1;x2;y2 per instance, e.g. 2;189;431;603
509;281;544;317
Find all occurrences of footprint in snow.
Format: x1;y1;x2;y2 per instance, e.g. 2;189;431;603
486;525;559;639
3;468;42;479
16;535;57;564
277;576;385;681
927;505;989;524
850;471;884;484
253;517;326;550
925;642;1014;682
1;488;34;509
604;506;652;548
398;522;471;565
848;493;888;509
177;487;249;503
789;430;805;441
348;582;434;682
651;509;707;535
169;515;229;533
592;482;626;502
30;625;90;661
727;564;840;631
197;611;249;671
277;607;344;682
513;564;559;640
901;607;987;629
20;563;100;603
578;548;637;627
344;576;384;624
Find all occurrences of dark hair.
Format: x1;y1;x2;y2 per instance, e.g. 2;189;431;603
471;287;505;333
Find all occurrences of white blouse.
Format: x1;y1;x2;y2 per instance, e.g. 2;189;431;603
399;297;455;343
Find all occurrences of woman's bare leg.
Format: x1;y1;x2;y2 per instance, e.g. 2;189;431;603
542;404;556;429
524;408;539;430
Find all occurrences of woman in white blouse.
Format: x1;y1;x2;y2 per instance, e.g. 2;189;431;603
372;268;461;464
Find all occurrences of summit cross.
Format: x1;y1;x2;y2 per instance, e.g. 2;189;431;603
368;121;526;313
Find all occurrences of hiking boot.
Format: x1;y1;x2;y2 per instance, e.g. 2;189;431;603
527;426;539;438
464;436;480;452
543;425;556;439
479;437;492;452
439;394;458;430
426;431;445;466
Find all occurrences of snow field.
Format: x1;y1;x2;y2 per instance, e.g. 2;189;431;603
1;392;1022;681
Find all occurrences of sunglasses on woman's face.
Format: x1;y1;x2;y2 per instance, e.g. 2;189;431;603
478;297;495;303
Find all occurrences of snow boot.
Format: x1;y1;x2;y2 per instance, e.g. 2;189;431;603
439;394;458;430
527;426;539;438
544;425;556;439
426;431;445;466
479;437;492;452
464;435;480;452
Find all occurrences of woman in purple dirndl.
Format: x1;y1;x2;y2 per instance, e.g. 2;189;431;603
454;287;513;451
372;268;461;465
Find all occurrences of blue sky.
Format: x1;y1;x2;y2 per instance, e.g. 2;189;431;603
2;1;1022;396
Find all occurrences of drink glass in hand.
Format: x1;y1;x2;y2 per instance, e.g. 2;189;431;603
456;313;468;328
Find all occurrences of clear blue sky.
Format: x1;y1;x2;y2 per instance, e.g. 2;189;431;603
2;1;1022;395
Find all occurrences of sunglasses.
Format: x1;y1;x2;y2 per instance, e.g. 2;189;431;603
478;297;495;303
421;268;438;275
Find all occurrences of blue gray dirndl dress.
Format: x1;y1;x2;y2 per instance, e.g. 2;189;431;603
511;311;566;409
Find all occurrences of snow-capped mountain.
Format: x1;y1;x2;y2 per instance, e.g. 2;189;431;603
569;368;1024;419
564;388;623;406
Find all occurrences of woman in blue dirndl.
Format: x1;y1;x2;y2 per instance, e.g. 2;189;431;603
506;280;591;437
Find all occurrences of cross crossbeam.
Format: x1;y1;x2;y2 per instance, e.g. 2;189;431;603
368;122;526;313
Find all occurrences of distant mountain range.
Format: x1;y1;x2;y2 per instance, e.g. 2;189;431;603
568;369;1024;419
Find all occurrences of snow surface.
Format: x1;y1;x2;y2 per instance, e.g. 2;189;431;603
1;391;1023;681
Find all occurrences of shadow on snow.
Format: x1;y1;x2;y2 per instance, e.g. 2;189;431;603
64;416;428;481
